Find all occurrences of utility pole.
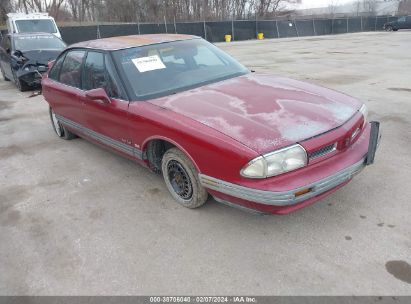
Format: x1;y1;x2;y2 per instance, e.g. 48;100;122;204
231;13;235;41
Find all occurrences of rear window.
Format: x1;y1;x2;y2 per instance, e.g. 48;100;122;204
15;19;57;34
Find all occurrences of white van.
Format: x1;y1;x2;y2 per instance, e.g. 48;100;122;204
6;13;62;39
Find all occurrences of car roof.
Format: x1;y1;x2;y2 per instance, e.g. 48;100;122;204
69;34;198;51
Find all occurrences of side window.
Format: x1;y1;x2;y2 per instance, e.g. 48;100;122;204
104;54;127;100
48;53;66;80
398;17;406;22
83;51;105;91
59;50;85;88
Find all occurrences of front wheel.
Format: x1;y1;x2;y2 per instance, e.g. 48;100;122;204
12;70;29;91
161;148;208;209
49;107;77;140
385;25;393;31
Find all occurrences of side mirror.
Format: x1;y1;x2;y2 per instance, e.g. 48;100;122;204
13;50;23;57
85;88;111;104
11;50;25;64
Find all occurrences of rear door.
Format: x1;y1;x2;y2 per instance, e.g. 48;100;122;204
79;51;134;158
406;16;411;29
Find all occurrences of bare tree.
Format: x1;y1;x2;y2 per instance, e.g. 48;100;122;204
6;0;294;23
250;0;290;18
353;0;361;16
0;0;13;24
362;0;378;16
328;0;340;16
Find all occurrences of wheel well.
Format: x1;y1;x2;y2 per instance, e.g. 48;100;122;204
145;139;175;174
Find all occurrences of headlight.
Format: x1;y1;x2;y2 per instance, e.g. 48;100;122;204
359;104;368;123
241;144;307;179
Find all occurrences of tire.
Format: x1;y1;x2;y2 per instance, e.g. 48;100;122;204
385;25;393;32
17;79;30;91
393;29;398;31
49;107;77;140
161;147;208;209
0;65;10;81
12;70;30;92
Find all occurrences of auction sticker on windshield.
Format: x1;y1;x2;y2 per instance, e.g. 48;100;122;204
132;55;166;73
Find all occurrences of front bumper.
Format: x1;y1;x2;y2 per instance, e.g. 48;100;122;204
15;65;47;86
200;121;380;214
200;156;366;207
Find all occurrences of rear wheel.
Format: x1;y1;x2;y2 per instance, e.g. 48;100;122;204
161;148;208;209
49;107;77;140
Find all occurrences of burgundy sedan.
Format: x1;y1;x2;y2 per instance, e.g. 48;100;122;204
42;34;380;215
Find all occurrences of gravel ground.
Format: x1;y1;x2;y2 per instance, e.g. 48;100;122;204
1;31;410;295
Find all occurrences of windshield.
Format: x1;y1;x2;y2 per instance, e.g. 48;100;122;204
112;39;249;100
14;35;66;51
15;19;57;34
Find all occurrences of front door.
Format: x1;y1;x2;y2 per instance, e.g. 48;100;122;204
45;49;86;124
80;51;135;159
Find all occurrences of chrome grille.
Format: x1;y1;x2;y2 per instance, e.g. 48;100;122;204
309;143;337;160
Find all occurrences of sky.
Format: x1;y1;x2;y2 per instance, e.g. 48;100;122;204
300;0;354;9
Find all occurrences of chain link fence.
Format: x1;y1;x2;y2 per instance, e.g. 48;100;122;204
0;15;400;45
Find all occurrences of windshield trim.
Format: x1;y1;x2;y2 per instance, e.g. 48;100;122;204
112;39;250;101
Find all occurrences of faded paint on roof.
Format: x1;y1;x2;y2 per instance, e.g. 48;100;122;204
69;34;197;50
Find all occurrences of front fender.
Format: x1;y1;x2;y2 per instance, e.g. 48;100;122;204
128;102;259;182
141;135;201;172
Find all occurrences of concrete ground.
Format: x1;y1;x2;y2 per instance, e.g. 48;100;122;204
1;31;410;295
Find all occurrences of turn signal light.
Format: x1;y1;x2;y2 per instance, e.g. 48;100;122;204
295;188;312;197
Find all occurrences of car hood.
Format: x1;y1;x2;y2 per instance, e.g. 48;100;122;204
149;74;362;154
